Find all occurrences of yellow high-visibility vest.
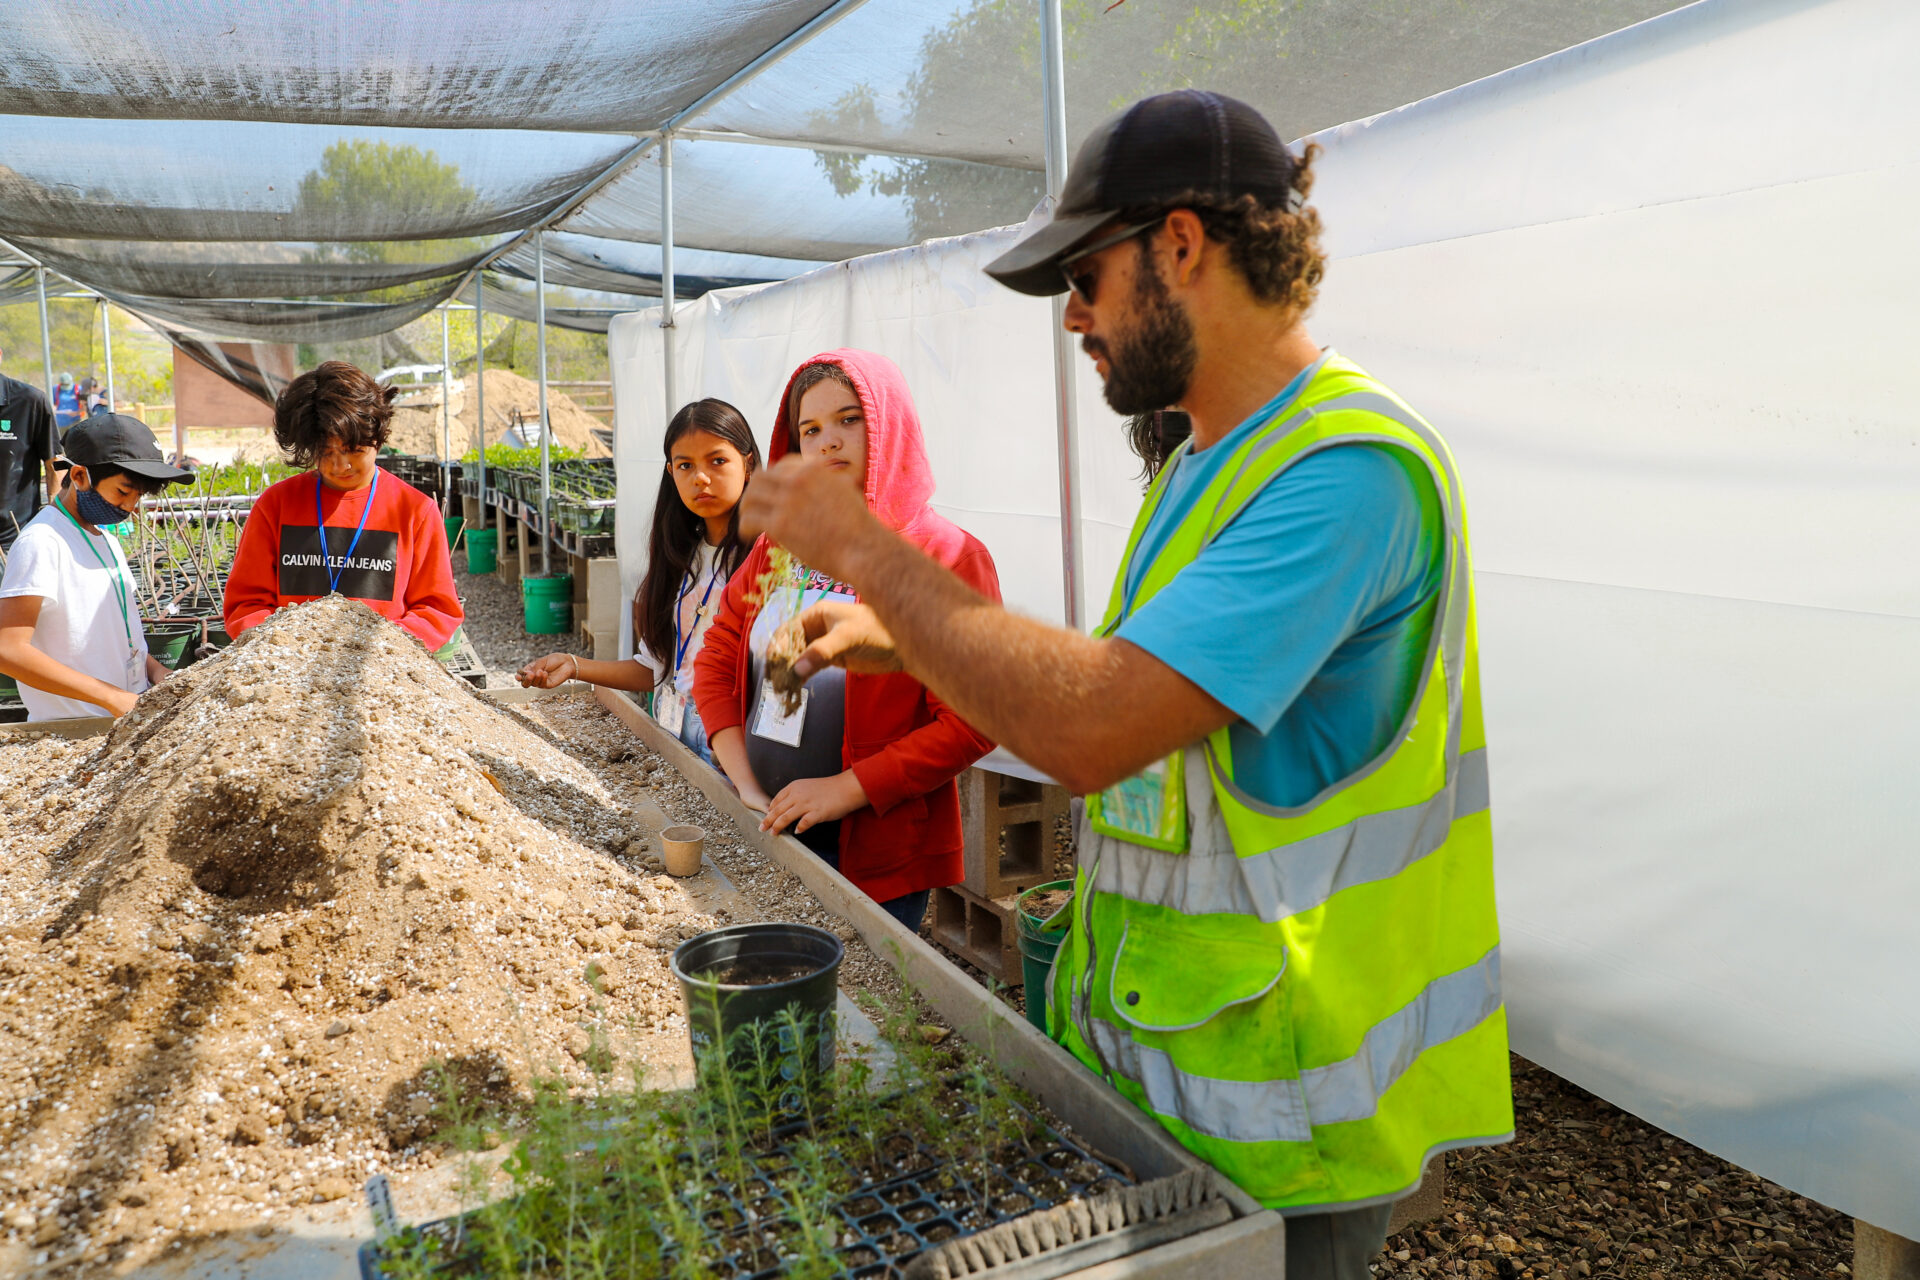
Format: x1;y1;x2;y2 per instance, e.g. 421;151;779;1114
1049;353;1513;1212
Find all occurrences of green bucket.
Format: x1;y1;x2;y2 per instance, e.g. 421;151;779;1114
521;573;573;636
465;527;498;575
144;622;198;671
442;514;463;549
1016;880;1074;1032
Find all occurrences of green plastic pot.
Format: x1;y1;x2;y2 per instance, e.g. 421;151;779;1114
465;528;498;575
521;573;573;636
1016;880;1074;1033
144;622;199;671
442;514;463;549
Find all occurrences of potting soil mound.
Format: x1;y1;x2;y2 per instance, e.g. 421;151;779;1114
0;597;723;1271
386;369;609;459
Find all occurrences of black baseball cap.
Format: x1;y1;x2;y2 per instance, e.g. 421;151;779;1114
55;413;194;484
985;90;1302;297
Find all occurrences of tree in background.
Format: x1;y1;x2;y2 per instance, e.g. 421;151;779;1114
0;298;171;412
297;140;487;268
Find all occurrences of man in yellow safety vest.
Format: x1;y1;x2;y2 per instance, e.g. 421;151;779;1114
741;90;1513;1279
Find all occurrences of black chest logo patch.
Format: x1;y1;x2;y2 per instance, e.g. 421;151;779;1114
278;525;400;601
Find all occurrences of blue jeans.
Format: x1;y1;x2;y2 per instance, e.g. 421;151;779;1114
797;822;929;933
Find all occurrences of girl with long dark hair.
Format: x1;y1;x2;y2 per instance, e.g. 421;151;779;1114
517;398;760;764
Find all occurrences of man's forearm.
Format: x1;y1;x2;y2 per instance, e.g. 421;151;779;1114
838;535;1168;794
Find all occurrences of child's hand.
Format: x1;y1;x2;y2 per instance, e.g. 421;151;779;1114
760;771;868;836
737;781;774;813
517;653;576;688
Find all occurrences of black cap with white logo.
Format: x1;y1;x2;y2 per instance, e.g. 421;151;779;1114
984;90;1301;297
56;414;194;484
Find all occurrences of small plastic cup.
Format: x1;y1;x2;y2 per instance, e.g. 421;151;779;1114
660;825;706;877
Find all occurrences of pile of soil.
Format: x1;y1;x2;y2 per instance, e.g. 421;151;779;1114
0;598;720;1270
387;369;609;460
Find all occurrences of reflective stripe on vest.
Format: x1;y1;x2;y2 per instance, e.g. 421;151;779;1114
1082;944;1503;1144
1051;354;1513;1213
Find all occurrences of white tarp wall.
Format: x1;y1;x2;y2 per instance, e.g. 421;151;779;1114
610;222;1138;635
611;0;1920;1234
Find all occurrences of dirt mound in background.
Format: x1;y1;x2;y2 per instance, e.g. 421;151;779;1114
0;598;719;1270
387;369;609;459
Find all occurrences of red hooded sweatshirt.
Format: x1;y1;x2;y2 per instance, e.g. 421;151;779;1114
225;469;463;650
692;349;1000;903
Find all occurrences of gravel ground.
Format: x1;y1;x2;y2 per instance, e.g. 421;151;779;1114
452;562;584;688
1380;1060;1853;1280
455;579;1861;1280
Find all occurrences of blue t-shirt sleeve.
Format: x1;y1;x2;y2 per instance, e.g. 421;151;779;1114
1115;444;1437;733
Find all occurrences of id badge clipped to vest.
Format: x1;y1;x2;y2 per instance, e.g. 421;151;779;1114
1088;752;1188;854
654;681;686;737
750;680;809;748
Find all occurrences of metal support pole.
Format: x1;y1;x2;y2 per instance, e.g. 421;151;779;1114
34;269;53;404
474;276;486;509
660;132;677;420
439;306;454;508
1040;0;1084;629
535;232;552;577
99;298;116;413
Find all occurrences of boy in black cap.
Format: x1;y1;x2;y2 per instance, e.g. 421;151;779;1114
741;90;1513;1279
0;413;193;720
0;341;58;554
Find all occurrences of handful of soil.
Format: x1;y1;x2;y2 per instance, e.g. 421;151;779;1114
765;615;809;716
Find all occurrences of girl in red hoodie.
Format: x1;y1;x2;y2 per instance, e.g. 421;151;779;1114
693;350;1000;930
225;362;462;651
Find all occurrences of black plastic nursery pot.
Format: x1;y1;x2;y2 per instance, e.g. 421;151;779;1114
671;922;843;1115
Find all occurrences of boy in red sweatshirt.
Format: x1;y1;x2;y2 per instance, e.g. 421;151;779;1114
693;349;1001;930
225;361;462;651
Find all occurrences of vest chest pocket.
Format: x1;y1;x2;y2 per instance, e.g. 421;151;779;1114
1107;914;1287;1033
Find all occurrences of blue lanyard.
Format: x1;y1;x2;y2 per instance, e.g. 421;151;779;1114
315;469;379;595
670;556;723;681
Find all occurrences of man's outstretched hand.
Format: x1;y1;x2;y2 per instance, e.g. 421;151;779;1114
792;601;901;678
737;454;880;585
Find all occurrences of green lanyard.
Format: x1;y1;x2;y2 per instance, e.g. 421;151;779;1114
50;496;138;659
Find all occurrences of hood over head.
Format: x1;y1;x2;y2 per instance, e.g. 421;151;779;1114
769;349;935;533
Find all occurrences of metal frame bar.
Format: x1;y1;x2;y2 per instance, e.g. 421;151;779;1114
439;306;454;504
535;231;552;577
1039;0;1084;629
99;297;116;411
661;132;677;420
473;276;487;509
34;268;54;412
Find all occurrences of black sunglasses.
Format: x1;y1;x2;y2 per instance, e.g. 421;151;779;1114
1059;217;1164;305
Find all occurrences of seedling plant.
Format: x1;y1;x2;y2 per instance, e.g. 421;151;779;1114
372;979;1125;1279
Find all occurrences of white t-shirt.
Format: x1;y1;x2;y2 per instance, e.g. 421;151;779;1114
0;505;150;720
633;538;727;692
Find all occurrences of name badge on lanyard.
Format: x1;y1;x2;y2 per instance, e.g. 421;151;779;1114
654;681;686;736
750;682;809;748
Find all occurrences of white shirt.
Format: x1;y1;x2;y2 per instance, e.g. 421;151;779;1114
633;539;726;691
0;504;150;719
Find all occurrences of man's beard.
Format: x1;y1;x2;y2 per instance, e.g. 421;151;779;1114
1087;251;1197;416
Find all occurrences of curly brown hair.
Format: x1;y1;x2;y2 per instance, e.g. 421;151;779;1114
273;361;396;468
1120;142;1326;315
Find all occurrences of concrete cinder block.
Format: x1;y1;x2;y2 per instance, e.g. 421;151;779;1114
1387;1158;1446;1234
1858;1221;1920;1280
960;768;1072;901
928;883;1021;985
